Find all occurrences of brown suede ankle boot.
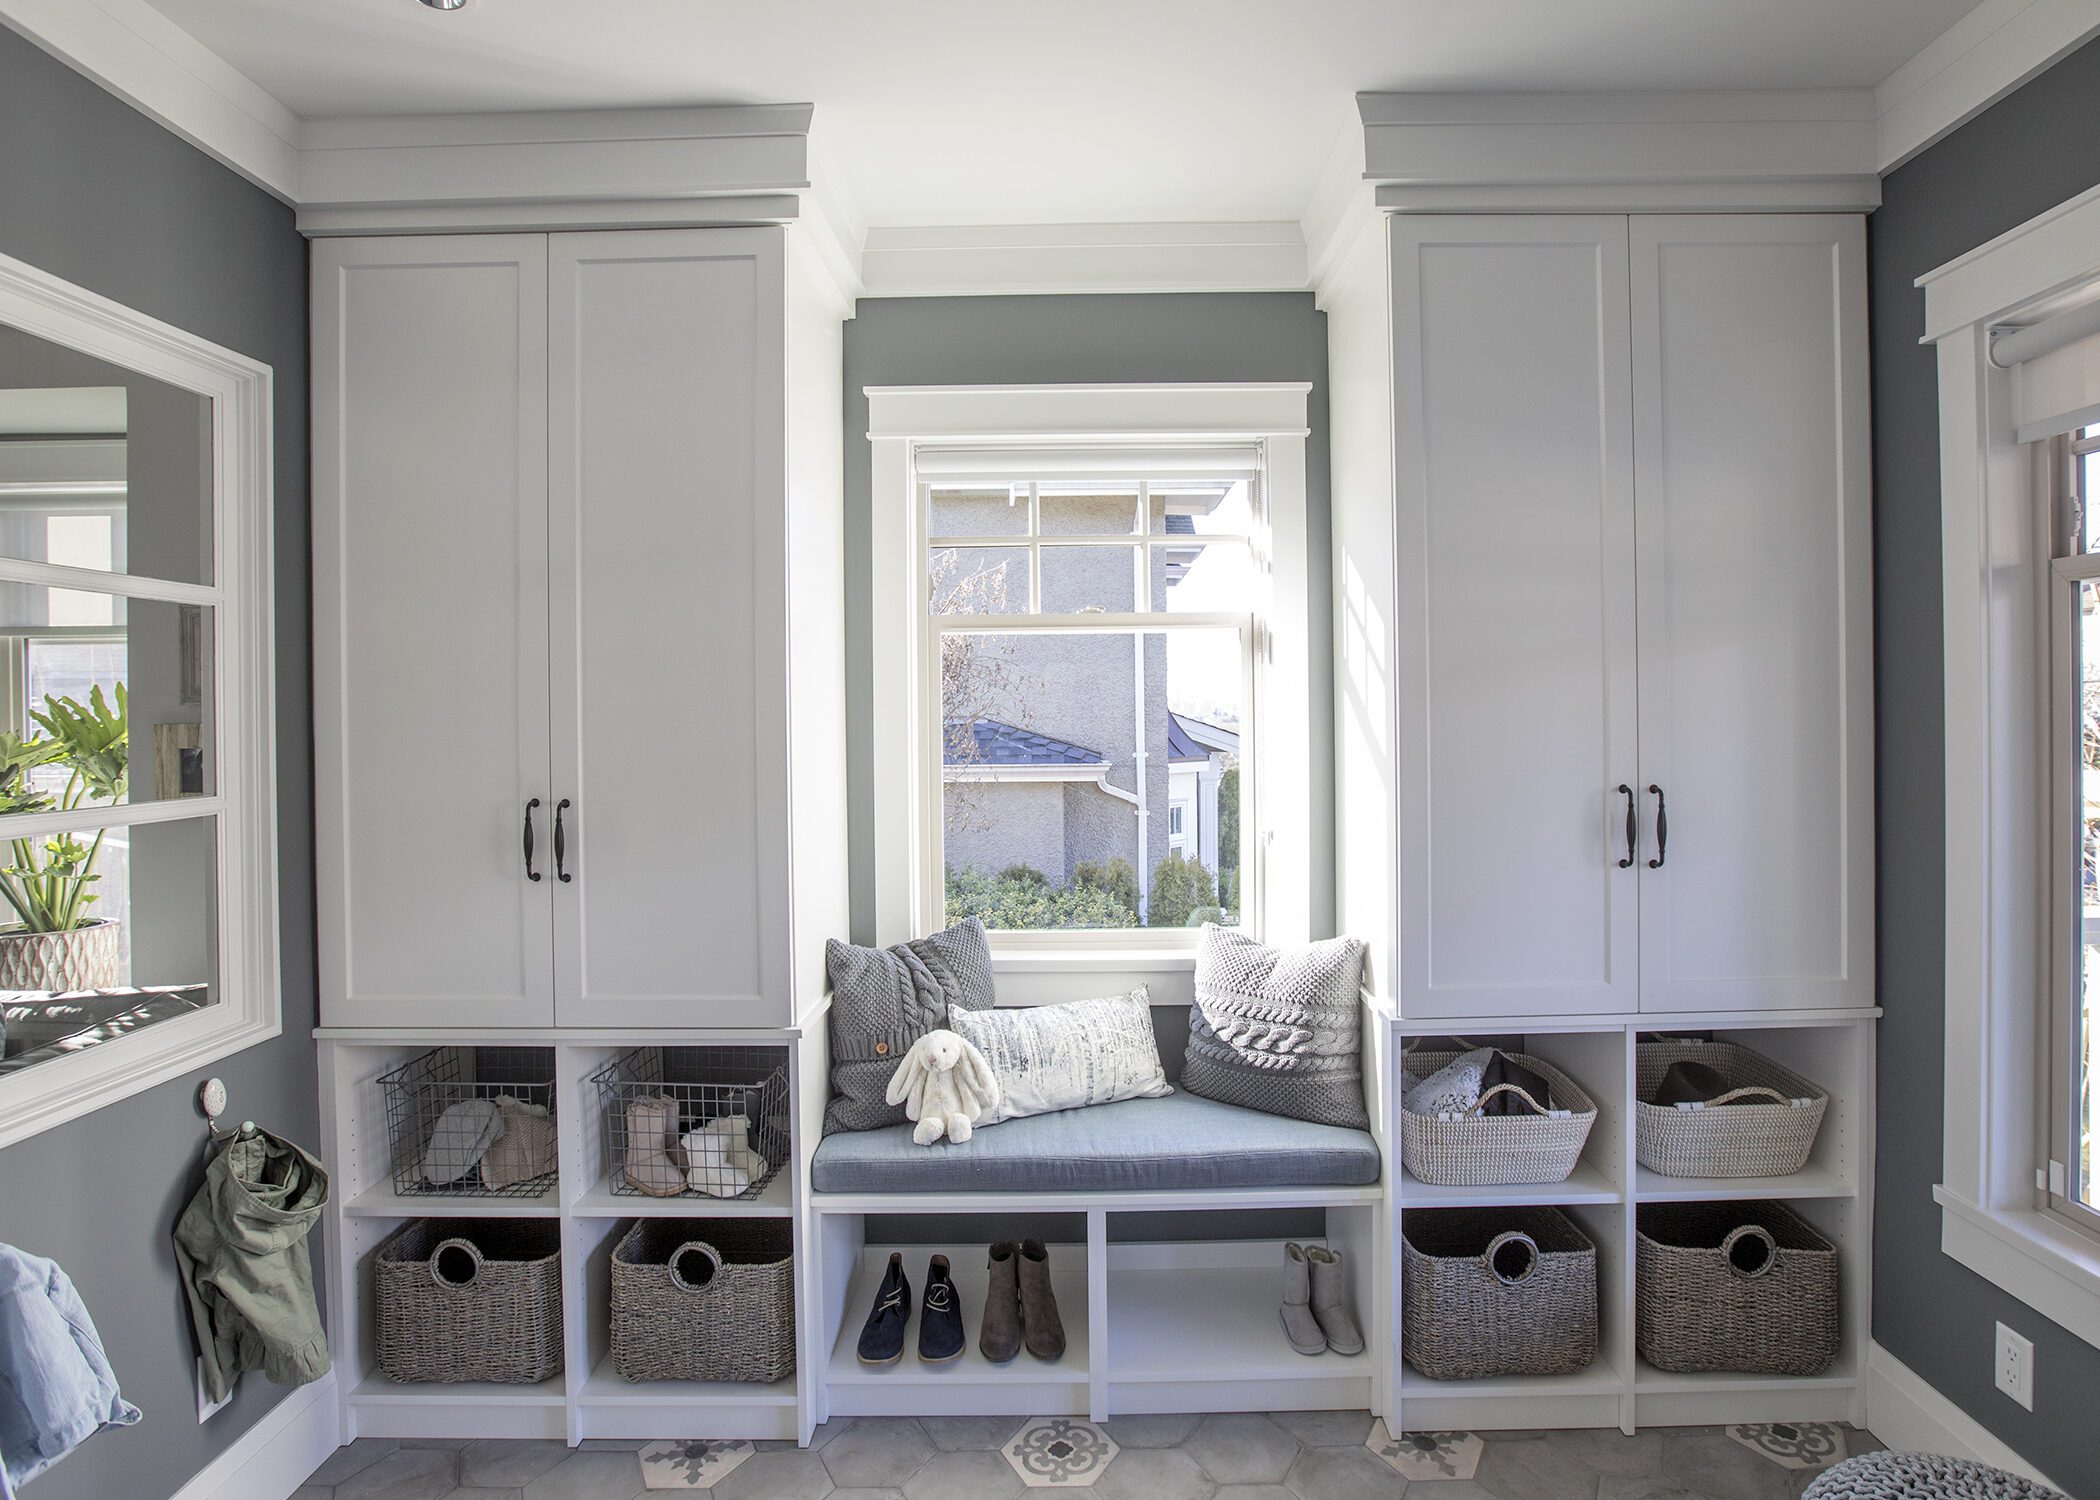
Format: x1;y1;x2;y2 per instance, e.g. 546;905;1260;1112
1018;1239;1066;1360
979;1242;1022;1363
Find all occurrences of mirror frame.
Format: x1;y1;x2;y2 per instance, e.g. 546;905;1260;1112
0;247;278;1148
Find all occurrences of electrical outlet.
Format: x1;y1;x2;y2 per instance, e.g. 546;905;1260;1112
1995;1322;2035;1410
195;1358;230;1423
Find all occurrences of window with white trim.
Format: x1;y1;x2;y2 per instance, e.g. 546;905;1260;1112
866;383;1313;956
0;249;278;1149
2047;421;2100;1233
924;460;1256;937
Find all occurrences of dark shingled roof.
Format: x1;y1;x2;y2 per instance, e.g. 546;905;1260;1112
946;718;1106;768
1168;710;1239;762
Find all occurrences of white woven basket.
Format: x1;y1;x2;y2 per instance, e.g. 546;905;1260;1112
1399;1050;1598;1186
1634;1040;1827;1179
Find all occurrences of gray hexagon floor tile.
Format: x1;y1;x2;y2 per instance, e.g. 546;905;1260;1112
521;1451;648;1500
920;1415;1027;1451
1216;1488;1298;1500
1270;1411;1375;1448
309;1438;405;1486
757;1418;854;1453
1473;1436;1599;1500
1284;1444;1409;1500
1409;1484;1501;1500
1528;1428;1664;1479
1104;1413;1203;1448
1188;1415;1301;1485
335;1448;461;1500
289;1489;332;1500
462;1440;572;1488
1093;1448;1217;1500
904;1449;1025;1500
449;1490;527;1499
820;1421;935;1489
831;1492;907;1500
1660;1430;1792;1500
1598;1474;1703;1500
715;1450;836;1500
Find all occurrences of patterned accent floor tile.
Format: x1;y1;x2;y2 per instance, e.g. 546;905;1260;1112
1365;1421;1482;1481
641;1438;756;1489
1725;1424;1847;1471
1002;1416;1121;1488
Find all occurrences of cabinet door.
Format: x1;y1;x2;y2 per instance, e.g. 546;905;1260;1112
1391;217;1641;1019
1631;215;1873;1012
547;229;790;1027
312;237;555;1026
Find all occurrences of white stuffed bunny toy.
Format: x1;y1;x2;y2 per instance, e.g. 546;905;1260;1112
885;1029;1000;1145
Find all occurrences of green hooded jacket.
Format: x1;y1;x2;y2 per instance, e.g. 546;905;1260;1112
173;1128;331;1403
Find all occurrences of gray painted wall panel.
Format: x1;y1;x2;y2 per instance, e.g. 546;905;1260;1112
1871;37;2100;1492
0;25;317;1500
842;293;1333;944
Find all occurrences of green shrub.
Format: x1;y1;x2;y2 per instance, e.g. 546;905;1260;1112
1073;855;1138;912
947;865;1136;930
1186;905;1227;928
1148;850;1217;928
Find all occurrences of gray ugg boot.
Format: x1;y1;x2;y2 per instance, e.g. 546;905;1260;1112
980;1242;1022;1363
1308;1246;1365;1355
1280;1242;1327;1355
1018;1239;1066;1360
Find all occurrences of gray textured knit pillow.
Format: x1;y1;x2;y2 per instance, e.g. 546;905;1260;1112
1182;925;1368;1129
823;918;995;1132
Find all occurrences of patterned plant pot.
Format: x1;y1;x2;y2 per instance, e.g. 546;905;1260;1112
0;920;120;993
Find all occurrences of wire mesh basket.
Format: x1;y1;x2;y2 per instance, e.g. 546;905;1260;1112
593;1046;790;1200
380;1047;558;1198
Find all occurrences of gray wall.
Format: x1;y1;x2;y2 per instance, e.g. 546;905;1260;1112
0;24;318;1500
842;294;1333;944
1872;37;2100;1492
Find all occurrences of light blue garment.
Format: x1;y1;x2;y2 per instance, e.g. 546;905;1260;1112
0;1243;140;1495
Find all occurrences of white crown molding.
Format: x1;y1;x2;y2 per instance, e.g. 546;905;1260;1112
857;221;1308;298
1301;113;1381;307
0;0;300;198
1877;0;2100;173
1354;89;1883;214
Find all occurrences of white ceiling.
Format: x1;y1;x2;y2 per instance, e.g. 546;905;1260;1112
145;0;1982;227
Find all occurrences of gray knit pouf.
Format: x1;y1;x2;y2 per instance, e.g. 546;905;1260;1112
1802;1453;2065;1500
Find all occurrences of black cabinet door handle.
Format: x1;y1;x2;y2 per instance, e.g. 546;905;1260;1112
1647;784;1668;869
1616;784;1636;868
522;798;542;882
554;798;573;883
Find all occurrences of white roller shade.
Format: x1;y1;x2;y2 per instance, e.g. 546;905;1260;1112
912;444;1261;483
1994;298;2100;444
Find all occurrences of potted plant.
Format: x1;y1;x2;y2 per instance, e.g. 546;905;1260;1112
0;685;127;992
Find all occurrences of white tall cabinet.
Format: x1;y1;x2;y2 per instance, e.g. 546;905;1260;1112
313;226;845;1031
1373;213;1872;1022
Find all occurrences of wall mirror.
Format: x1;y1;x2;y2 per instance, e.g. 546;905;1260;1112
0;250;275;1146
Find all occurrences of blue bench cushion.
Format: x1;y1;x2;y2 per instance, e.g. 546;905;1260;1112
810;1090;1381;1195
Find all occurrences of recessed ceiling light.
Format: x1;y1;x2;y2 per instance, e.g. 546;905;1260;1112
417;0;471;10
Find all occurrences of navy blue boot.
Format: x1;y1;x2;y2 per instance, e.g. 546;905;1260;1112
856;1252;912;1366
918;1254;966;1363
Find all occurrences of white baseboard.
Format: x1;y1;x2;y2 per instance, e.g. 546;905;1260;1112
169;1373;340;1500
1862;1342;2064;1492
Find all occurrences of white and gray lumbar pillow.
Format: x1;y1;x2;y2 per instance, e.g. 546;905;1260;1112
822;917;996;1133
1182;925;1369;1129
949;989;1173;1124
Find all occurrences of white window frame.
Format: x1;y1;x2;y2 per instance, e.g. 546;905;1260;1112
867;383;1311;968
1925;182;2100;1347
0;248;278;1150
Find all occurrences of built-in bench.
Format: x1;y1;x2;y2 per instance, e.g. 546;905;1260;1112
810;1089;1380;1194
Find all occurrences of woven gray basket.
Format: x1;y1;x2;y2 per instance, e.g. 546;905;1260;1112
1402;1206;1598;1380
374;1219;563;1384
1400;1050;1598;1186
1636;1200;1839;1376
610;1218;796;1383
1635;1040;1828;1178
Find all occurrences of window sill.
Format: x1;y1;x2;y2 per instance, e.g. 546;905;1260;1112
990;947;1197;974
1936;1184;2100;1350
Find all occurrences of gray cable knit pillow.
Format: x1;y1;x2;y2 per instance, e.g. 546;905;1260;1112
1182;925;1368;1129
823;918;996;1132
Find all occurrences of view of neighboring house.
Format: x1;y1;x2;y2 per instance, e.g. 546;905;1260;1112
935;483;1246;925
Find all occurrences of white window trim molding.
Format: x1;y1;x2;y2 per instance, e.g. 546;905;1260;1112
1924;180;2100;1349
0;247;279;1150
866;382;1312;969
